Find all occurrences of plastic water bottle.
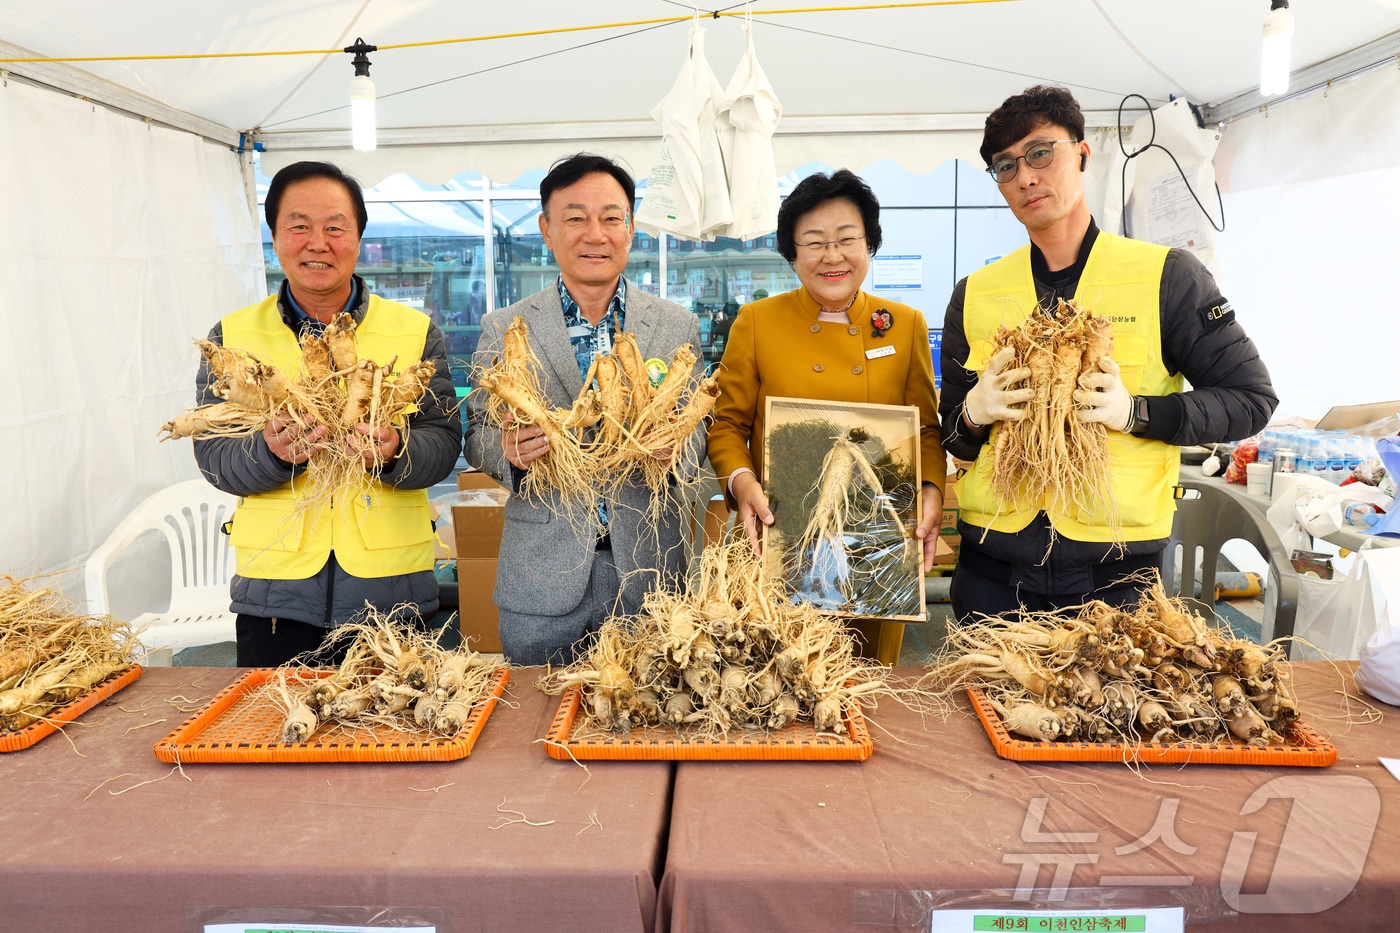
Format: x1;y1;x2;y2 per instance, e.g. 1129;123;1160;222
1344;503;1381;528
1346;436;1373;477
1309;435;1331;482
1327;432;1349;484
1257;430;1276;464
1292;432;1312;476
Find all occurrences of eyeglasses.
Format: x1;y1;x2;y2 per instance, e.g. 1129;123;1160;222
796;234;866;255
986;139;1079;183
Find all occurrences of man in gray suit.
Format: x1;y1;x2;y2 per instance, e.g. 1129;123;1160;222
464;153;705;665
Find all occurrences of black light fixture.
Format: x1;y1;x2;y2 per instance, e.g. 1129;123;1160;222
345;38;378;151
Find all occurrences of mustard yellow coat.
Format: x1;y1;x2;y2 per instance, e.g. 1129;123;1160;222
707;287;945;497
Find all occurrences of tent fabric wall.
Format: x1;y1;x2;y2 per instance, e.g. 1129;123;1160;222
1215;163;1400;423
1215;64;1400;194
1211;63;1400;422
0;79;264;586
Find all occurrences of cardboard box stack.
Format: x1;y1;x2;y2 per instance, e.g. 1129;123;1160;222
453;471;508;653
932;471;960;567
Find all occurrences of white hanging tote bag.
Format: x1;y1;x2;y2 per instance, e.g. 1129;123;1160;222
717;18;782;241
636;24;732;241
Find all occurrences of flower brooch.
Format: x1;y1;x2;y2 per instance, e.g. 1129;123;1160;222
870;309;893;338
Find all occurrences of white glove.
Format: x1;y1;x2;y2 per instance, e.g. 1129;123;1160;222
964;346;1033;427
1073;356;1134;432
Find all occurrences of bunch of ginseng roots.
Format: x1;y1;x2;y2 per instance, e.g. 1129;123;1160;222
538;538;891;737
473;316;719;530
268;609;499;743
988;298;1118;540
770;423;922;618
922;578;1301;748
0;575;141;733
160;313;436;510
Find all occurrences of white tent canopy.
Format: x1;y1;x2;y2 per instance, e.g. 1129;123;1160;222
2;0;1400;586
4;1;1400;181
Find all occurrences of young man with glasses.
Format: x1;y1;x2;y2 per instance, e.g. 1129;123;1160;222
938;85;1277;625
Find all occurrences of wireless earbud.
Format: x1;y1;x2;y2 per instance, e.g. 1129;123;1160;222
1079;152;1088;172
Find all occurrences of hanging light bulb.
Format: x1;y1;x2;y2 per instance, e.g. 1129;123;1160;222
345;38;378;152
1260;0;1294;97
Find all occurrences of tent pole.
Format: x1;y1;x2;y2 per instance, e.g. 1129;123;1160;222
237;143;259;231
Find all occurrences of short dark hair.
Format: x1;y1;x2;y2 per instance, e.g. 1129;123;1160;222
775;169;882;263
980;85;1086;167
540;153;636;216
265;161;369;237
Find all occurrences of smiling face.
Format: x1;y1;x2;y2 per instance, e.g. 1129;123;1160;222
791;197;869;311
271;176;362;316
538;171;633;294
991;121;1091;235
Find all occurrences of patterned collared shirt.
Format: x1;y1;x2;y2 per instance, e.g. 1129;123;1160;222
558;275;627;382
557;275;627;532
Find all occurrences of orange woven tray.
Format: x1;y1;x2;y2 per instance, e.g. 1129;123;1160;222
0;665;143;753
967;686;1337;767
152;666;509;764
543;685;873;761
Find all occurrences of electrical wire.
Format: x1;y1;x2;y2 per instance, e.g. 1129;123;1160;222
1087;0;1200;102
260;18;686;129
0;1;1016;64
757;17;1157;104
1115;93;1225;238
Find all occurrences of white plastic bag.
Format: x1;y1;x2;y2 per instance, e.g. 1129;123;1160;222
716;20;781;241
636;25;732;241
1354;548;1400;704
1099;98;1223;277
1287;556;1371;661
1266;472;1390;550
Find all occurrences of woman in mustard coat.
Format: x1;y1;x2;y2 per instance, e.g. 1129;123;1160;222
706;169;946;663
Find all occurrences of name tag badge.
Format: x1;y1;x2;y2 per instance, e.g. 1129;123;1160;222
865;345;896;360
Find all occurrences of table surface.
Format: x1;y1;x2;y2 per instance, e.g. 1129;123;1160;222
658;663;1400;933
0;666;671;933
7;664;1398;933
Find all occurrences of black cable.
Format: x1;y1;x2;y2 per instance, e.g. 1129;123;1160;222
1115;93;1225;238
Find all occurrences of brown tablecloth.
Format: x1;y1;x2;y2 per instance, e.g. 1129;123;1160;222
657;662;1400;932
1;666;670;933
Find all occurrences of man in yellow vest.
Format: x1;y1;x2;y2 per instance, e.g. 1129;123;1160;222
938;86;1277;624
193;162;461;665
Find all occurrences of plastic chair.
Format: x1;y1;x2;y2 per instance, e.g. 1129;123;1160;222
85;479;239;664
1164;478;1300;643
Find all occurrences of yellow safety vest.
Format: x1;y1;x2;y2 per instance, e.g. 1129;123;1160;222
956;233;1183;542
222;294;436;580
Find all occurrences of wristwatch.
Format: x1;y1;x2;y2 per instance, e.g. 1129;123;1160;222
1127;395;1151;436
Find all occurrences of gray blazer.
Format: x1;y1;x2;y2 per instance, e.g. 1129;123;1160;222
464;285;705;619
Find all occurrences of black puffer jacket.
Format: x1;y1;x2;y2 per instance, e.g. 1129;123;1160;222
192;277;462;627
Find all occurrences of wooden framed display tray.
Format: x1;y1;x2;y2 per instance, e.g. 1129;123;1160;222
153;666;509;764
761;396;927;623
0;665;143;753
544;685;873;761
967;686;1337;767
